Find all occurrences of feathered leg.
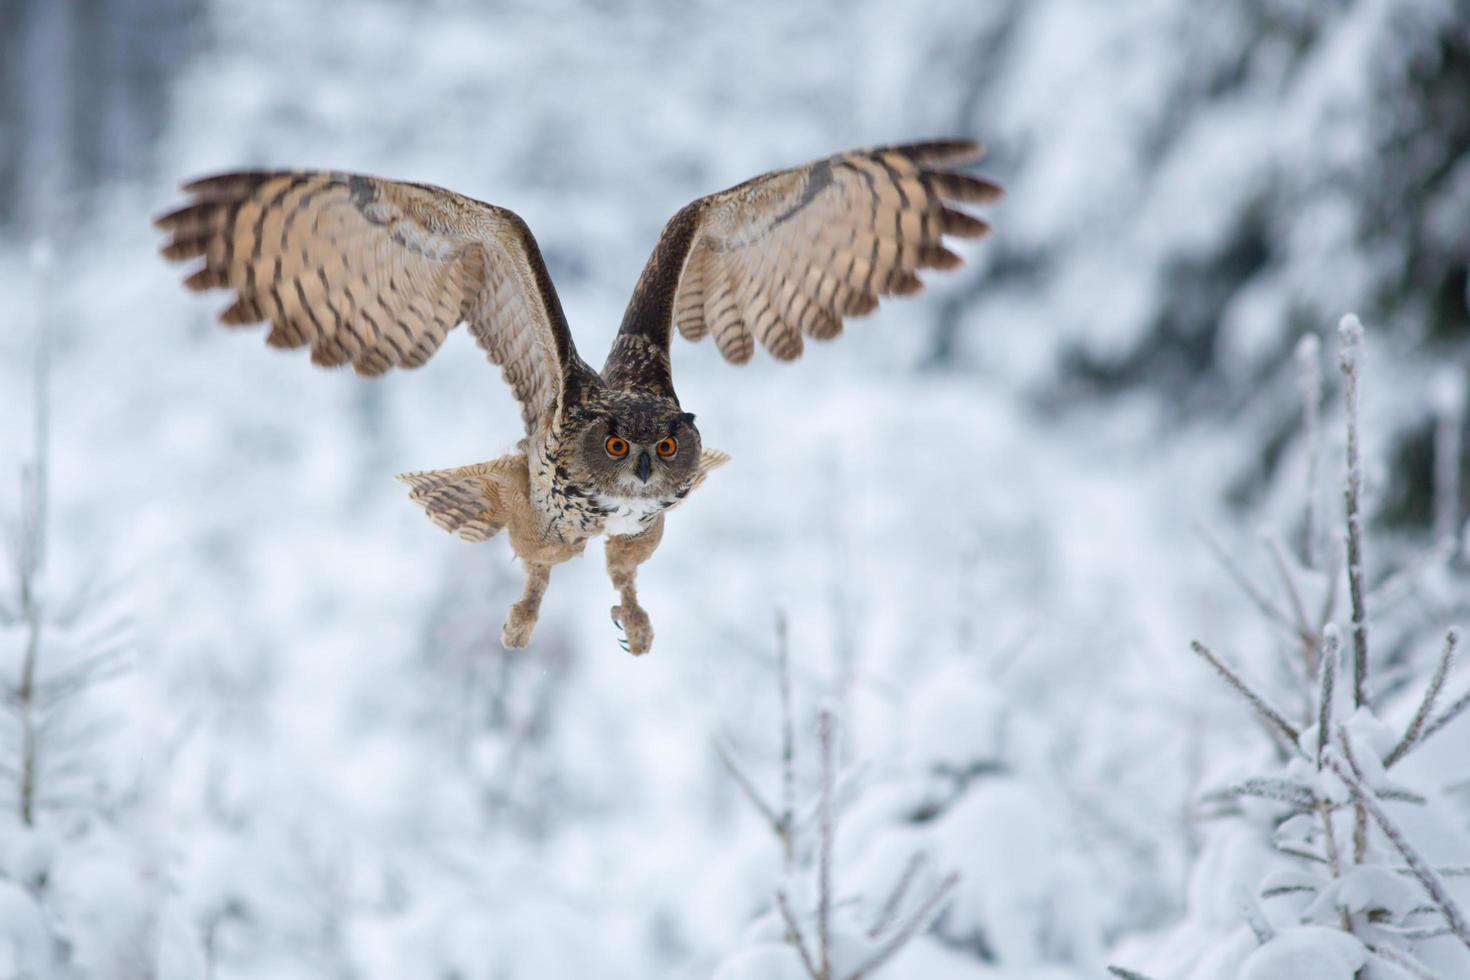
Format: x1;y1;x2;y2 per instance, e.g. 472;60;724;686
502;562;551;649
605;516;664;655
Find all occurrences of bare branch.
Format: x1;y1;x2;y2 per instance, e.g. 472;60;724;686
1260;882;1319;898
1369;539;1456;615
1327;750;1470;951
1418;686;1470;751
1317;627;1340;770
817;709;835;980
1276;842;1330;865
1385;628;1459;768
847;873;958;980
1265;534;1310;638
1337;729;1370;864
1394;866;1470;878
714;737;781;830
869;852;926;940
1372;941;1443;980
1194;526;1298;637
1201;778;1318;810
777;611;796;875
1107;967;1164;980
1190;641;1302;748
775;889;822;980
1240;890;1274;945
1338;314;1370;707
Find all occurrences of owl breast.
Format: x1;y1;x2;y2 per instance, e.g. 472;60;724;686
596;494;673;537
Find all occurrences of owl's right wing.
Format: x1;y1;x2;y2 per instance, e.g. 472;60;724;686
154;171;583;436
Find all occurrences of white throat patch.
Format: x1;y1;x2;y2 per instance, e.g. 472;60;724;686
597;494;668;537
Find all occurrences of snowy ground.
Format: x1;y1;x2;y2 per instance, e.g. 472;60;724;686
2;1;1468;978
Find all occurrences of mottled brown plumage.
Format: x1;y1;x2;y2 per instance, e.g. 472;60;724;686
155;141;1000;654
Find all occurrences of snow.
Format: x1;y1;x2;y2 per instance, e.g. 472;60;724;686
2;0;1469;978
1239;928;1367;980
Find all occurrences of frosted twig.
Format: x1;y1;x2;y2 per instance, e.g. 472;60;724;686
14;272;52;828
817;709;835;980
1377;787;1428;805
1265;534;1310;640
1385;628;1459;768
1107;967;1163;980
1393;866;1470;878
1418;686;1470;750
1260;882;1319;898
1297;334;1323;568
714;736;780;829
1339;315;1370;707
1316;627;1340;770
1337;728;1370;864
1405;904;1448;918
716;614;799;867
1368;539;1455;616
1240;890;1275;944
1201;778;1317;810
1194;525;1298;636
778;612;796;873
1318;798;1344;881
775;889;821;979
1275;842;1330;864
1384;923;1457;941
1190;641;1302;748
1371;941;1443;980
868;852;926;939
847;873;958;980
1327;750;1470;950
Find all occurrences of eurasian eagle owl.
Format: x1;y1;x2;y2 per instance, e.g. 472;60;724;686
154;141;1001;654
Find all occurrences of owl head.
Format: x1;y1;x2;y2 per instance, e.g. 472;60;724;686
566;389;703;497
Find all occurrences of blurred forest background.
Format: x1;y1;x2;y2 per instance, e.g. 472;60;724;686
1;0;1468;978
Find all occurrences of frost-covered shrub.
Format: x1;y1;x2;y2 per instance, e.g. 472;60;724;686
711;619;1124;979
1111;317;1470;979
0;287;199;979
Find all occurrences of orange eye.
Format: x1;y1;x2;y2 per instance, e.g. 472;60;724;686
656;437;677;459
605;436;629;458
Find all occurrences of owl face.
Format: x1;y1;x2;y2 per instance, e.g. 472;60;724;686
567;390;702;498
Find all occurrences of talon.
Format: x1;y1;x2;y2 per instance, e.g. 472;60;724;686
610;603;653;656
501;620;532;649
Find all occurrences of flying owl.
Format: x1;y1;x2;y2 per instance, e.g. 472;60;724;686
154;140;1001;654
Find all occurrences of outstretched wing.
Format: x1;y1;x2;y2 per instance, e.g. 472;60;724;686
154;171;582;435
604;140;1001;392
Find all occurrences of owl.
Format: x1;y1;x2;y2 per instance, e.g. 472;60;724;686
154;140;1001;654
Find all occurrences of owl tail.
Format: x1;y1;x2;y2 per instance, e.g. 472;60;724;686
693;448;731;491
395;456;522;543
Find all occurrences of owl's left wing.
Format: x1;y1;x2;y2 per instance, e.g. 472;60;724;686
602;140;1000;394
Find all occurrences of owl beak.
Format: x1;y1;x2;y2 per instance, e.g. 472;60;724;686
635;450;652;483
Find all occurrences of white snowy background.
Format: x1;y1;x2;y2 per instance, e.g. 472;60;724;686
1;1;1468;978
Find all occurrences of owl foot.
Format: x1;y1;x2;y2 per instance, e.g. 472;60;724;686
501;601;540;650
610;603;653;656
